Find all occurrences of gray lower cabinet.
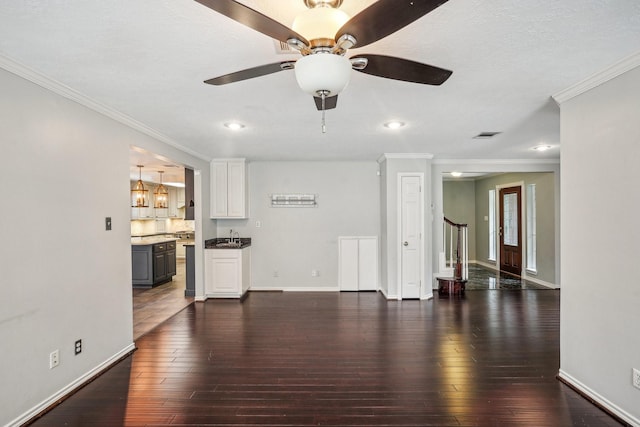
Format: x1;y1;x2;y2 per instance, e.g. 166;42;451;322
132;241;176;287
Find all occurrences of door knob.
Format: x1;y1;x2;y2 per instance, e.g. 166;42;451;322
403;241;409;246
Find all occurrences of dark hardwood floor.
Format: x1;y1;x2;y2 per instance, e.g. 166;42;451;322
30;291;622;426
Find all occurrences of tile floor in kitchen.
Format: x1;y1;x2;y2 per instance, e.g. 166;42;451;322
132;258;193;339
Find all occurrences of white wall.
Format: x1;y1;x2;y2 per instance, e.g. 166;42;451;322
0;65;211;425
216;161;380;290
558;63;640;424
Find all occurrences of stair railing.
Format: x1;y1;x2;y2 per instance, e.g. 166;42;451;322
443;217;469;281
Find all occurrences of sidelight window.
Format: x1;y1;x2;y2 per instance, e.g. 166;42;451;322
526;184;537;272
488;189;496;261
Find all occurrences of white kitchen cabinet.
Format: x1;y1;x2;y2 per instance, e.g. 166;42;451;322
339;236;378;291
210;159;247;218
165;187;185;218
204;247;251;298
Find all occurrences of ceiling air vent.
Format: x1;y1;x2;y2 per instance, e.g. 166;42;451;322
274;40;299;55
473;131;502;139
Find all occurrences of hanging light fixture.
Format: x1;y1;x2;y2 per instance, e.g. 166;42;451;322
131;165;149;208
154;171;169;209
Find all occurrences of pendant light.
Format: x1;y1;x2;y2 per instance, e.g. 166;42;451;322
131;165;149;208
154;171;169;209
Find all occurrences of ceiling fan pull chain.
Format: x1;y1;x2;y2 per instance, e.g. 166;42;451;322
318;90;328;133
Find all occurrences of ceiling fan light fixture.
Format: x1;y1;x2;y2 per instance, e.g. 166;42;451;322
304;0;343;8
292;6;349;45
294;53;351;96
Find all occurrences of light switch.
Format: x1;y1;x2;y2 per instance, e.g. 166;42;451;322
255;221;261;228
105;217;112;231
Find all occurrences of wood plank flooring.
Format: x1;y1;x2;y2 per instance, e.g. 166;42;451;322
30;291;623;426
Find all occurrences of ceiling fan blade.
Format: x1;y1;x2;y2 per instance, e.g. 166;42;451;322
336;0;449;49
351;54;452;86
313;95;338;111
204;61;295;85
194;0;309;46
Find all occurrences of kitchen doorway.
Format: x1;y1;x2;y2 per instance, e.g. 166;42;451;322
129;147;195;339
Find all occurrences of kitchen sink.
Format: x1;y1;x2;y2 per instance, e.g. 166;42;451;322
215;242;242;248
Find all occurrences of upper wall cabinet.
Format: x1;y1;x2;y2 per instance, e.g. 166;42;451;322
210;159;247;219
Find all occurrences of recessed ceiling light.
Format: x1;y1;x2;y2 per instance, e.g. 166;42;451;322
532;144;552;152
451;171;463;177
224;122;245;131
384;121;405;129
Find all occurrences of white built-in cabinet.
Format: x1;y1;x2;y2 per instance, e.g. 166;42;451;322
210;158;247;218
339;236;378;291
204;247;251;298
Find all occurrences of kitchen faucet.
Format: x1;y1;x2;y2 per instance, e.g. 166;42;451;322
234;231;240;245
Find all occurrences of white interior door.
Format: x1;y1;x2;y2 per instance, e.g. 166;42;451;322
400;175;422;299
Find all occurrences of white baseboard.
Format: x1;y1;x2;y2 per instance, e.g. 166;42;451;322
379;287;399;300
284;286;340;292
7;343;136;427
474;260;499;271
558;370;639;426
248;286;340;292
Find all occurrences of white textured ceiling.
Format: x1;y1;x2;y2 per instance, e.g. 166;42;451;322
1;0;639;162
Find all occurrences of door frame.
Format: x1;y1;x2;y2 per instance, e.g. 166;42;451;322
495;181;525;276
396;173;424;300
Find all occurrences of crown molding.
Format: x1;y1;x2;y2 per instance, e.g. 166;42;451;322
377;153;434;163
0;54;209;162
552;50;640;105
432;158;560;165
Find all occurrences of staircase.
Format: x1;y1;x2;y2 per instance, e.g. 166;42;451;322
436;217;468;296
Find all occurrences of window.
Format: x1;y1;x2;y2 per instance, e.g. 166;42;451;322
488;189;496;261
526;184;537;272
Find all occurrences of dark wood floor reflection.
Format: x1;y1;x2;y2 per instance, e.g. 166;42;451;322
30;291;622;426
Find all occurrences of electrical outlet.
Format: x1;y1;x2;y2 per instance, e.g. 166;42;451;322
273;270;279;278
49;350;59;369
311;270;319;277
633;368;640;389
75;339;82;355
255;220;261;228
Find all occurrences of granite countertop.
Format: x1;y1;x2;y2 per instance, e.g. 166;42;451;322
205;237;251;249
131;236;179;246
131;232;172;238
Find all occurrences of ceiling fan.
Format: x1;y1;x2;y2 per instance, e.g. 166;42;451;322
195;0;452;118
